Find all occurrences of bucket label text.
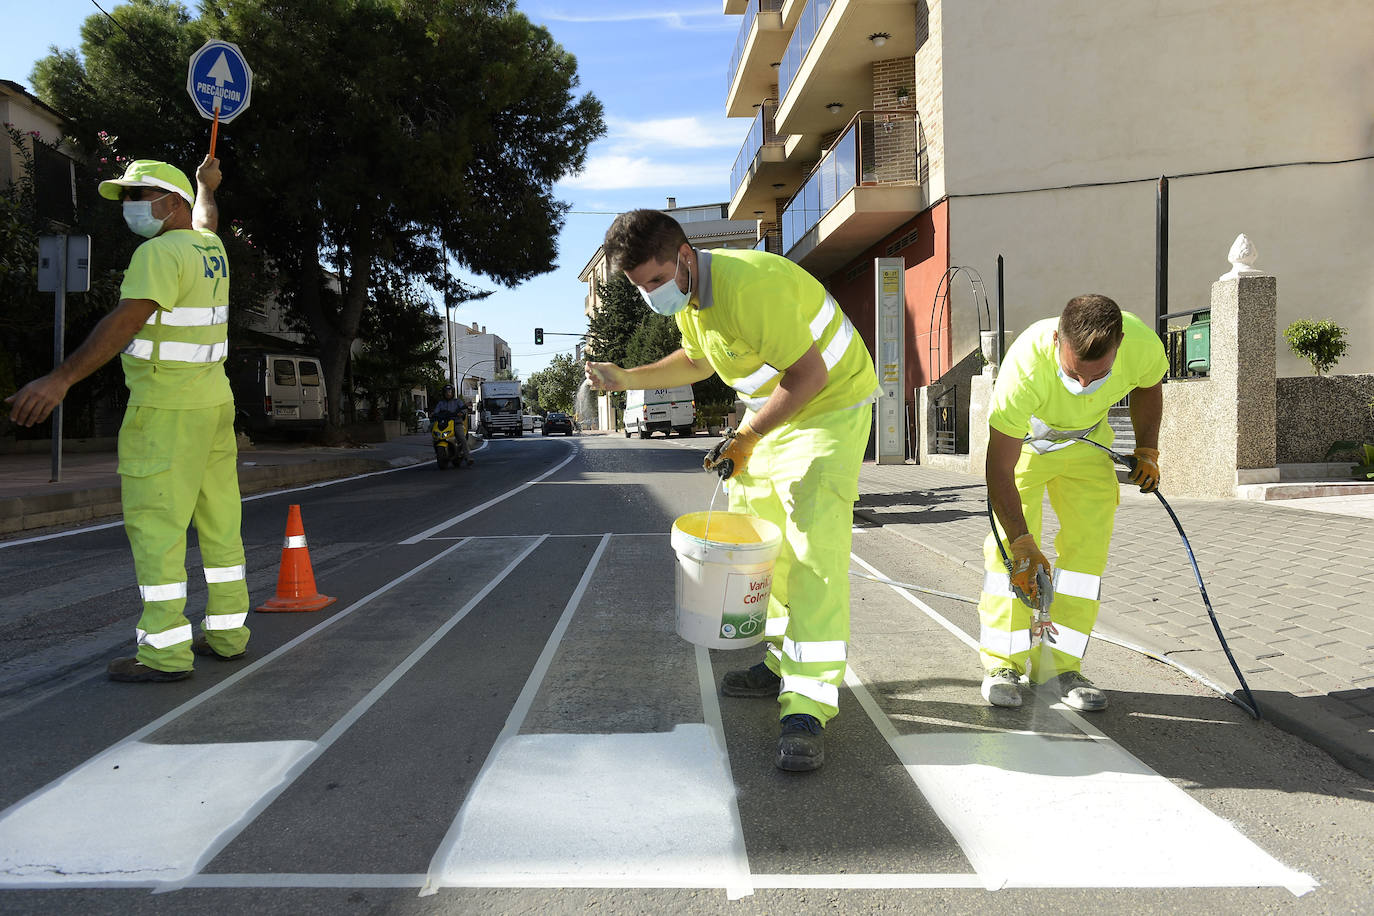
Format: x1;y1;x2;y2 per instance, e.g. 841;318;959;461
719;570;772;638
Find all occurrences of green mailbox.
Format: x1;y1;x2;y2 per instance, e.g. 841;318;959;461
1185;311;1211;373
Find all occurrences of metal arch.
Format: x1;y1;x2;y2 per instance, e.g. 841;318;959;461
927;266;993;386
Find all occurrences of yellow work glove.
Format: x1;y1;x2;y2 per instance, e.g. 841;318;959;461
1129;446;1161;493
1009;533;1052;611
703;423;762;480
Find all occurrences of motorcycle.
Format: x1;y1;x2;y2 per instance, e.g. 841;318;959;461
431;412;472;470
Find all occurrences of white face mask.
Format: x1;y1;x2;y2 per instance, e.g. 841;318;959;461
639;252;691;316
1058;367;1112;396
122;193;171;238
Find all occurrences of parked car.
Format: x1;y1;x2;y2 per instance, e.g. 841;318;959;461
414;408;431;433
543;412;574;436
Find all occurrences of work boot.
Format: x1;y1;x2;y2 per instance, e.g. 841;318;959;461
721;660;781;698
776;714;824;772
107;657;192;683
980;666;1024;708
1053;670;1108;711
192;633;246;661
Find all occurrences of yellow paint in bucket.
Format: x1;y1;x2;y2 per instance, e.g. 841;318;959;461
670;511;782;649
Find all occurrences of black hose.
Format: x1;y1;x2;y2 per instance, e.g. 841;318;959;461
1080;440;1262;720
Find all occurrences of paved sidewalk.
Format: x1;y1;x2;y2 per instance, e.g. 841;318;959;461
853;460;1374;780
0;434;435;535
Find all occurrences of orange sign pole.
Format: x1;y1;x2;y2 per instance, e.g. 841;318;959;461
208;104;221;158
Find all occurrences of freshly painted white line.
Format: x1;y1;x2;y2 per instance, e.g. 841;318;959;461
425;536;751;899
400;449;580;544
429;727;749;891
0;741;313;886
694;644;754;901
844;550;1317;896
0;461;426;550
180;871;985;890
850;552;978;651
187;874;428;888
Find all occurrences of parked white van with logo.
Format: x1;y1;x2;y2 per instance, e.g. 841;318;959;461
624;385;695;438
227;350;328;435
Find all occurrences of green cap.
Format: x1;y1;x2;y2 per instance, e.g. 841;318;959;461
98;159;194;206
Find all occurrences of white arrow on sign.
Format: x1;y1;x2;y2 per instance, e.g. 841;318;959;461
206;51;235;114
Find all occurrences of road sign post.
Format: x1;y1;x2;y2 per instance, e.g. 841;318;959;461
37;234;92;483
186;40;253;156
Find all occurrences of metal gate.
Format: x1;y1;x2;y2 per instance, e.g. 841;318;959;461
933;387;957;455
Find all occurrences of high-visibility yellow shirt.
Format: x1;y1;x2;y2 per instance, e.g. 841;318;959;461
676;249;878;424
118;228;233;409
989;311;1168;451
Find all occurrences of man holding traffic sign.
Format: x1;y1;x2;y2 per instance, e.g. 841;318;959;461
6;155;251;681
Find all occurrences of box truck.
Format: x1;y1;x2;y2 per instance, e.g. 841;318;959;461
477;379;523;438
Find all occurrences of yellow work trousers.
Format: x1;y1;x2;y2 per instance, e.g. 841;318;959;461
978;442;1119;684
119;403;250;672
728;406;871;724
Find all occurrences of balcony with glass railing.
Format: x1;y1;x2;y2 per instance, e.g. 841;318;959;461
780;109;925;274
728;100;790;214
754;229;783;254
726;0;787;117
774;0;917;135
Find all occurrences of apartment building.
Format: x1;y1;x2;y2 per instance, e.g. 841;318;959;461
725;0;1374;453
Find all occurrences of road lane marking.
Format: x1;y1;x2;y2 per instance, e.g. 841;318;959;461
846;552;1316;896
0;535;545;891
180;871;986;889
399;450;580;544
424;536;752;899
0;740;313;886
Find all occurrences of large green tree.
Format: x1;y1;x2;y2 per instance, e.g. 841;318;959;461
34;0;604;430
528;352;582;414
350;274;444;420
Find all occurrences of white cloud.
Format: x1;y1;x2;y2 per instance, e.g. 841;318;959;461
535;6;733;31
606;115;742;150
562;154;728;191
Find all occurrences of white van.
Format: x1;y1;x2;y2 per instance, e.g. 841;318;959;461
227;350;328;434
624;386;695;439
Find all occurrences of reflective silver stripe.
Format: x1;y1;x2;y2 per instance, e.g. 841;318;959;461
736;362;781;395
136;623;192;649
203;564;245;584
1054;568;1102;601
138;581;187;602
204;612;248;630
980;625;1031;657
764;616;789;637
159;305;229;327
123;338;155;360
780;674;840;708
782;636;847;664
284;535;308;549
818;315;855;369
1050;624;1091;659
738;395;769;412
767;643;783;663
159;340;227;363
982;571;1014;598
809;296;837;338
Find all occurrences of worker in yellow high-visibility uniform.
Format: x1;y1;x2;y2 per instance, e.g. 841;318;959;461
6;158;250;682
587;209;879;772
980;294;1168;711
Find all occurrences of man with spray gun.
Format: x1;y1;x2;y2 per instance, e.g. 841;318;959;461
585;209;879;772
979;294;1167;710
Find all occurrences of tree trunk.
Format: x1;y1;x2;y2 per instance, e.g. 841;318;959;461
293;225;374;434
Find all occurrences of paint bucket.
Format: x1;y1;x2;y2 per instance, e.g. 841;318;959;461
670;511;782;649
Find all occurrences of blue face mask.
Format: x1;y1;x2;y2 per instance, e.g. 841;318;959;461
1058;367;1112;396
639;253;691;316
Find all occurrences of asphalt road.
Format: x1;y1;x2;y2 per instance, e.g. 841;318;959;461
0;432;1370;914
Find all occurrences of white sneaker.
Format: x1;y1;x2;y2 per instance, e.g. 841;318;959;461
981;667;1024;708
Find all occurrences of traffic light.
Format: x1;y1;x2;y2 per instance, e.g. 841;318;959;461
534;327;544;345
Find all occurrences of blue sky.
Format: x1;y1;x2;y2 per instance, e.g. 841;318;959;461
3;1;745;377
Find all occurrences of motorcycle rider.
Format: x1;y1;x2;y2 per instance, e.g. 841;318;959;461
432;385;473;466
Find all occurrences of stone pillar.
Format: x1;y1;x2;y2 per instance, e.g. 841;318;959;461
1158;269;1277;498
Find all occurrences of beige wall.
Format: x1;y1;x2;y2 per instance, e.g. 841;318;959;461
936;0;1374;375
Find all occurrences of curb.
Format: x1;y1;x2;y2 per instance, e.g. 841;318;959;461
0;456;396;535
851;506;1374;782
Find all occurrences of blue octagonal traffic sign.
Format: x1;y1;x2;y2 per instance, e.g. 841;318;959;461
186;39;252;123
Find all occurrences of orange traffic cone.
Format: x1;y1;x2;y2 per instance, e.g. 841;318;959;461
256;504;337;613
